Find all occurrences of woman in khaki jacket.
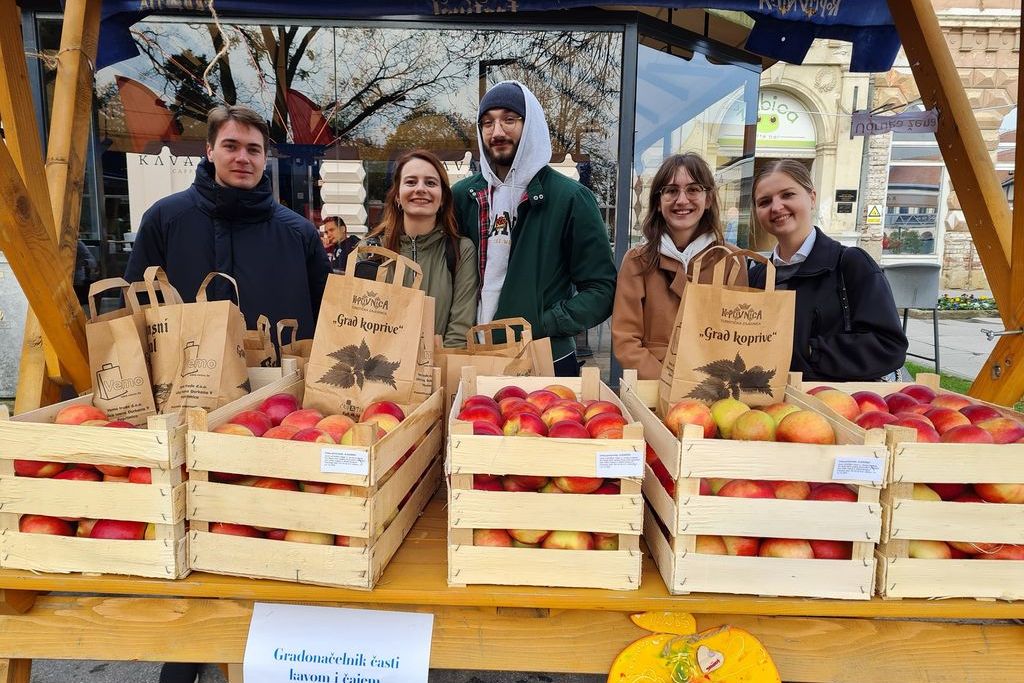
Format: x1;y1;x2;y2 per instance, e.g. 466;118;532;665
612;153;747;379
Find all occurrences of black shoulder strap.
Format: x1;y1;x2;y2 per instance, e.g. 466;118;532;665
444;236;457;285
836;246;852;332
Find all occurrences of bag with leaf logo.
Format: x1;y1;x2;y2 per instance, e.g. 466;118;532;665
85;278;157;425
304;246;429;418
659;248;795;409
244;314;278;368
144;268;250;415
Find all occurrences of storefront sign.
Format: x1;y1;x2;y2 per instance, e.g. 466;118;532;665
757;90;817;152
126;146;203;233
851;108;938;137
244;603;432;683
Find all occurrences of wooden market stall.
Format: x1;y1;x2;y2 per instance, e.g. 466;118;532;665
1;0;1024;681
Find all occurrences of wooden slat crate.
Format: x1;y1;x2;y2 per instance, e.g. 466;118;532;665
0;399;187;579
620;371;888;599
187;368;444;589
798;373;1024;600
447;366;645;590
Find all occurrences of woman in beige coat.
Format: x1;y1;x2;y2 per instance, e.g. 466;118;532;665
612;153;747;379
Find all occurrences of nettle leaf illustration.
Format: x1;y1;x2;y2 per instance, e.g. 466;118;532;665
153;383;172;406
690;353;776;400
237;378;252;394
319;338;400;389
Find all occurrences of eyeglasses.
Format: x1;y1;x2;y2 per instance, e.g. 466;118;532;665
480;115;524;132
659;184;709;201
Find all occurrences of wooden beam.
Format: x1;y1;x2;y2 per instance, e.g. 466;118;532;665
1013;7;1024;315
0;142;90;391
887;0;1012;317
0;659;30;683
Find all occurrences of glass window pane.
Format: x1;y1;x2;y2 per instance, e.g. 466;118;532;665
889;145;943;163
883;166;939;256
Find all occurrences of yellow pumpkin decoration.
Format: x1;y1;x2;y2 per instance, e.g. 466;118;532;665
609;616;780;683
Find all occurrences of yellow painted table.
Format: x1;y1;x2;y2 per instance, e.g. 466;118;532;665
1;496;1022;683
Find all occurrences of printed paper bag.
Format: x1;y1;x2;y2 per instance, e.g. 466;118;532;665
277;318;313;373
659;248;795;409
244;314;278;368
147;270;250;414
141;266;185;412
85;278;157;425
304;246;426;418
436;318;554;409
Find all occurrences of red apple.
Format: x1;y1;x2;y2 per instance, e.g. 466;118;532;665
289;427;336;444
541;530;594;550
258;393;300;426
593;532;619;551
283;530;334;545
104;420;136;428
810;539;852;560
502;475;548;492
855;411;899;430
884;392;920;414
761;402;800;426
927;483;966;500
776;410;836;445
851;391;889;415
809;483;857;502
976;417;1024;444
908;539;952;559
593;481;620;495
806;385;834;396
553;476;604;494
502;411;547;437
650;458;676;497
90;519;147;540
976;544;1024;560
665;399;717;439
340;423;386;446
815;389;860;421
548;420;591;439
771;480;811;500
96;463;131;478
14;460;65;478
930;394;973;411
229;410;273;437
19;514;74;535
493;385;528;402
251;477;300;491
470;421;503;436
54;404;107;425
211;423;254;437
474;475;504;491
281;408;325;431
360;401;406;423
315;414;356;442
585;412;627;437
718;479;775;499
76;519;97;537
210;522;265;537
900;384;937;403
940;424;995;444
361;413;401;434
334;535;350;546
723;535;760;556
463;394;501;413
474;528;513;547
299;481;327;493
324;483;353;496
923;408;972;435
266;528;288;540
525;389;561;413
541;404;584;427
959;404;1003;424
54;467;102;482
262;424;301;439
695;535;728;555
759;538;814;559
508;528;549;544
974;482;1024;504
709;398;750;438
458;403;504;429
583;401;622;422
543;384;577;401
893;417;941;443
948;539;1002;555
730;410;776;441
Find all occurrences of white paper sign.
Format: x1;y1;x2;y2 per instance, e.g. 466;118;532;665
243;603;433;683
832;457;884;484
596;450;644;478
321;447;369;476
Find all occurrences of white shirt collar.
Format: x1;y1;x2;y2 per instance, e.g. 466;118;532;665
771;228;817;266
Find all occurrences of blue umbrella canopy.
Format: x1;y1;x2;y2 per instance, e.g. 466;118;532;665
97;1;899;72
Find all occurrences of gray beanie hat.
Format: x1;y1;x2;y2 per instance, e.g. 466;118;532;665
479;82;526;121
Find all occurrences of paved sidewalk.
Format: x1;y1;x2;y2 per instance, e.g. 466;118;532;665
903;315;1001;381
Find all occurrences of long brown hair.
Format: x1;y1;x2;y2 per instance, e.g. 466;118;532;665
369;149;460;265
638;153;723;273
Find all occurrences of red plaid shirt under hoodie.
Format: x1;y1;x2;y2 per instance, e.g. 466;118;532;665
471;186;528;283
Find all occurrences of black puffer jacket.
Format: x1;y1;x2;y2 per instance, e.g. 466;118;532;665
748;228;908;381
125;159;330;343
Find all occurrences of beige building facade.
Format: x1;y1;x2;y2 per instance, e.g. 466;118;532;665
761;1;1020;290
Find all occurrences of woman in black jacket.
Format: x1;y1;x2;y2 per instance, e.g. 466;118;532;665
747;160;907;381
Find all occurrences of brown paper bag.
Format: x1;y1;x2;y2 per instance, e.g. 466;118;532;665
145;269;250;415
659;248;795;409
244;314;278;368
85;278;157;425
277;318;314;373
436;318;555;410
141;266;185;412
304;246;427;418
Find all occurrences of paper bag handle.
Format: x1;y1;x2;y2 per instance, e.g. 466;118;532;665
142;266;184;307
345;245;424;289
87;277;143;318
690;246;777;293
254;314;271;339
467;317;534;349
195;271;241;303
276;318;299;346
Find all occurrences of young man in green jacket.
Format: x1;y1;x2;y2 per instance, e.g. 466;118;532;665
452;81;617;376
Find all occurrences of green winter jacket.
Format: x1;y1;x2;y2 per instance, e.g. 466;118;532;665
453;165;616;360
393;229;478;348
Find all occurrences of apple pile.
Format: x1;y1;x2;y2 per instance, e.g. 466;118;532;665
807;383;1024;446
904;483;1024;560
662;396;837;445
18;514;157;540
472;527;619;551
205;394;413;546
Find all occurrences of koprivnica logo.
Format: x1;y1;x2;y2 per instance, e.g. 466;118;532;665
351;290;389;312
721;303;762;321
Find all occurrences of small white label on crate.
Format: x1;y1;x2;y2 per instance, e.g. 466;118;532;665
244;602;433;683
320;447;369;475
832;457;884;483
596;450;644;478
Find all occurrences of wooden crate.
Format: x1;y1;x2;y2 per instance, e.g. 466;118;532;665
798;373;1024;600
0;400;188;579
447;367;645;590
187;368;444;589
620;371;888;599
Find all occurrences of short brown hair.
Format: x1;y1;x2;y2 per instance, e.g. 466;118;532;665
206;105;271;152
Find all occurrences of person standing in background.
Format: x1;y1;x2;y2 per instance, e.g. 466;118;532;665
323;215;360;273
